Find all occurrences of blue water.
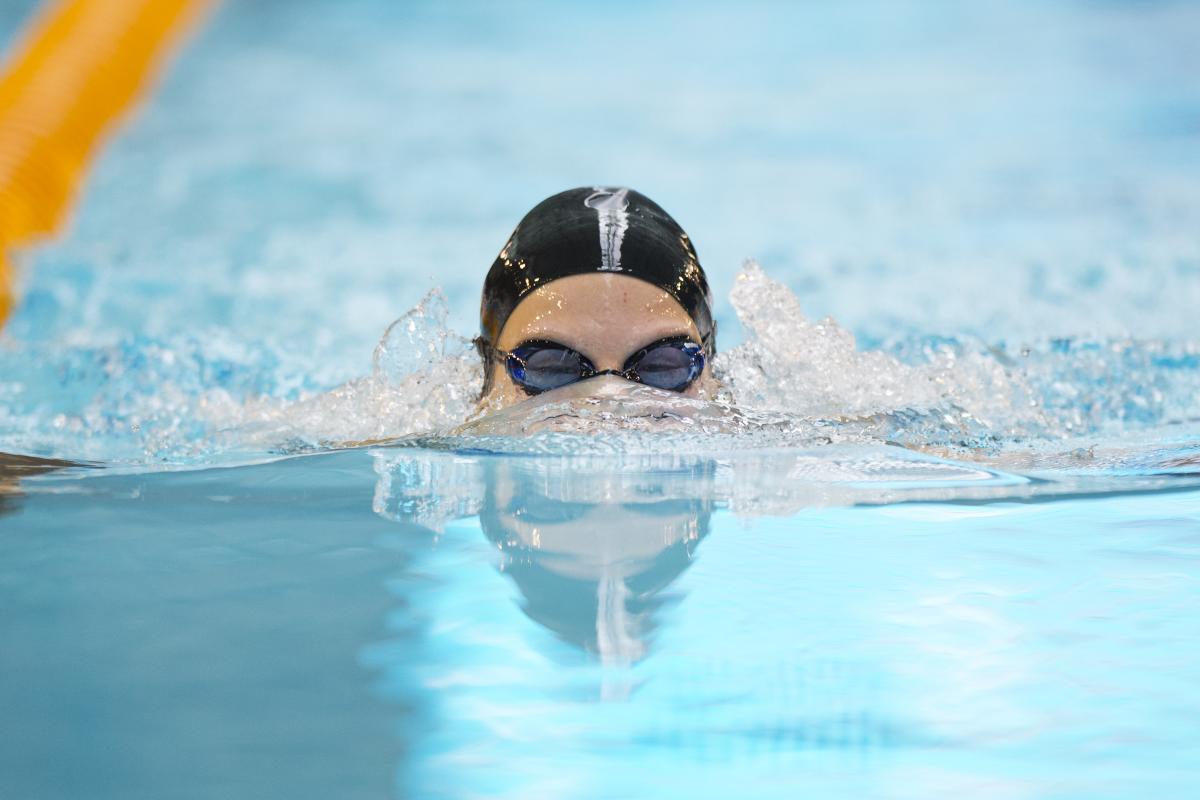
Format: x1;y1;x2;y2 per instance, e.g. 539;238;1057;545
2;0;1200;797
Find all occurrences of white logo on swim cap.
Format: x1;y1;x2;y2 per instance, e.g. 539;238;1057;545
585;187;630;272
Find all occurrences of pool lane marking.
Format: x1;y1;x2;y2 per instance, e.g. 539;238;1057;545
0;0;212;327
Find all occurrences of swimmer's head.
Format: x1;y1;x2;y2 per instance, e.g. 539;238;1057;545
477;187;716;405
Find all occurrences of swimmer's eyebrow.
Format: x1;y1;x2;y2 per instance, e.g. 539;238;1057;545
509;321;697;350
505;330;588;353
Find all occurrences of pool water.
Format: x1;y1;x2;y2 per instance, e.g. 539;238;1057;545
2;1;1199;798
5;447;1200;798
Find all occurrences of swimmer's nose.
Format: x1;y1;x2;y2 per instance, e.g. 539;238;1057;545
576;376;643;398
590;369;630;381
537;373;638;400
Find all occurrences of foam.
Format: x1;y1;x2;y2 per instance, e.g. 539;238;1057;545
3;263;1199;466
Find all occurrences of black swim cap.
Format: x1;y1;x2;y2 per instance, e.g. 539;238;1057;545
480;187;715;350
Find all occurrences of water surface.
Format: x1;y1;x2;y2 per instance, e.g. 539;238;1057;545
1;1;1199;797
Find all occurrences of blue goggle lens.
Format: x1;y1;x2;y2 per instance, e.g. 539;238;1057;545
507;344;593;393
505;339;704;395
626;341;705;392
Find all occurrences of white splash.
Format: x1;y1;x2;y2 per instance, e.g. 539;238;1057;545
15;261;1197;465
211;289;481;452
713;261;1051;435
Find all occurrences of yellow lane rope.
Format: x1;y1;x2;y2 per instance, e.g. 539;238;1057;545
0;0;211;327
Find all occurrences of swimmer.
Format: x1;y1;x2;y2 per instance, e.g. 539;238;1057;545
476;187;717;410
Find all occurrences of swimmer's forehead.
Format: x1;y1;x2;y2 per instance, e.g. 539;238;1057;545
496;273;701;351
480;187;715;350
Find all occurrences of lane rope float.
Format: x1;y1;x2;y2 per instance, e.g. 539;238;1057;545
0;0;212;327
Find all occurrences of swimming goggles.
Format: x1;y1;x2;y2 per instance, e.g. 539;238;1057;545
496;335;707;395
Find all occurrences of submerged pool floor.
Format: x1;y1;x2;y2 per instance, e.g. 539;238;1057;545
3;447;1198;799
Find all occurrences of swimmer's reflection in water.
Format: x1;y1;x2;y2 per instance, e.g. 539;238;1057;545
477;461;713;663
373;451;714;662
475;187;719;410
